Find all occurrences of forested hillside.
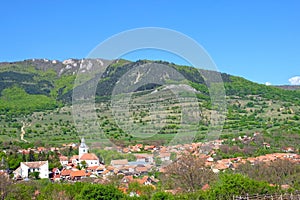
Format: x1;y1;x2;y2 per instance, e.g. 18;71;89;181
0;59;299;151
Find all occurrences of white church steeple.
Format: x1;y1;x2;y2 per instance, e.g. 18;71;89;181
79;137;89;158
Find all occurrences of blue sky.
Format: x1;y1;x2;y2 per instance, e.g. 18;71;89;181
0;1;299;85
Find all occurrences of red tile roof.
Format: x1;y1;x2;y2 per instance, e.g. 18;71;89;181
70;155;79;160
61;169;72;176
135;166;148;173
80;153;98;161
87;166;98;170
70;170;91;177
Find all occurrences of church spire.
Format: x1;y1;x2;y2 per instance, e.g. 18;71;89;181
80;137;87;148
79;137;89;158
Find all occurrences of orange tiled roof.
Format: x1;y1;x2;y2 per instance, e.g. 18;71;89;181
135;176;149;185
87;166;98;170
122;148;130;153
144;145;155;150
53;174;61;179
135;166;148;172
61;169;72;176
107;166;115;171
70;170;91;177
96;165;105;170
213;163;228;170
70;155;79;160
80;153;98;161
122;175;134;183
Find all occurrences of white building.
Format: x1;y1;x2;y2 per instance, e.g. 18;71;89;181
14;161;49;179
78;137;99;167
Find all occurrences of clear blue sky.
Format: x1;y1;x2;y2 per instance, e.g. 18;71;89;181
1;1;299;85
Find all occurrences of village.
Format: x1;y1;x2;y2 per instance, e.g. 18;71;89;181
2;131;297;194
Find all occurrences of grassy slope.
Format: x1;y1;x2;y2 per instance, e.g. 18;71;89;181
0;60;299;149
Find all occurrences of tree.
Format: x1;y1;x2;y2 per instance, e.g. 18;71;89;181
29;150;35;162
207;173;277;199
236;159;300;187
29;171;40;180
75;184;124;200
80;161;87;169
162;154;216;192
0;173;12;200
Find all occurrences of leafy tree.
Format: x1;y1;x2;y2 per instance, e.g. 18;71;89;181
29;171;40;180
80;160;87;169
29;150;35;162
75;184;125;200
207;173;277;199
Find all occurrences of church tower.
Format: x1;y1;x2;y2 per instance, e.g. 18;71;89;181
79;137;89;158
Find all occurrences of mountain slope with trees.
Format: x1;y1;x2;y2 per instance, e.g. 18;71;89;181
0;59;299;149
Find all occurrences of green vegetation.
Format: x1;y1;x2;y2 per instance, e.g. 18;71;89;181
0;86;57;114
0;59;299;151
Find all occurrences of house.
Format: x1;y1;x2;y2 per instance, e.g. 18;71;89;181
86;165;98;173
60;169;72;180
52;168;60;175
14;161;49;179
282;147;295;153
121;175;134;186
70;170;91;180
70;155;79;165
144;145;156;151
37;147;46;152
96;165;106;175
135;176;152;185
263;142;271;148
206;157;214;162
51;168;61;181
121;175;154;188
59;156;69;166
134;154;154;163
135;166;148;175
111;159;129;168
158;152;171;162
